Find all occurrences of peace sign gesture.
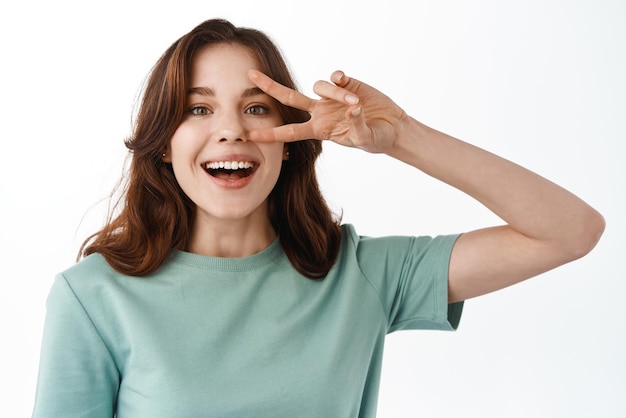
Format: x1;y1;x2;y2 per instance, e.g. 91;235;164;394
248;69;407;155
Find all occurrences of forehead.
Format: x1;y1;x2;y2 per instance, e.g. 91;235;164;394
190;43;260;86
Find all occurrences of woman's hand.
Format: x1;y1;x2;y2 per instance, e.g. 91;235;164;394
248;69;407;154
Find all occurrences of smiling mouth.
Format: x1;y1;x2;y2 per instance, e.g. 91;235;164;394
204;161;257;180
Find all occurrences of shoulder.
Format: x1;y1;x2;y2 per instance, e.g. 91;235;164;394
60;253;119;285
339;223;459;261
336;224;463;331
336;223;461;295
53;253;134;305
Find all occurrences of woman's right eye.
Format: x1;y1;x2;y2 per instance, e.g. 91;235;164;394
188;106;211;116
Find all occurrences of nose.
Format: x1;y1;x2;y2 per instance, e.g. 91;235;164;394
215;110;247;143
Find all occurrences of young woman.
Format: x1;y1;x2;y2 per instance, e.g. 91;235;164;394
32;18;604;417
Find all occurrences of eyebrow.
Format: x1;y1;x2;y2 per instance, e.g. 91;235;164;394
187;86;267;99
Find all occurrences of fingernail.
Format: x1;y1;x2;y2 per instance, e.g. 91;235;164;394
351;106;362;117
345;94;359;104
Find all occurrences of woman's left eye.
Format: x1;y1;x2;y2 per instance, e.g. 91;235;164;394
246;105;270;115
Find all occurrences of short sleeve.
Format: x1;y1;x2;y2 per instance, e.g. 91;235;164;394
32;274;119;417
351;226;463;333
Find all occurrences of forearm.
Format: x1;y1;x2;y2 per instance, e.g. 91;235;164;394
388;116;604;258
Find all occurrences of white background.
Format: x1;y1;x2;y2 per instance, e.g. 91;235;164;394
1;0;624;416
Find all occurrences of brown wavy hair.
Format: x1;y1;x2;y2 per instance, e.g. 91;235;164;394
80;19;341;279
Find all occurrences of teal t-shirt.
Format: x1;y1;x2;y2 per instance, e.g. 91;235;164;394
32;224;463;417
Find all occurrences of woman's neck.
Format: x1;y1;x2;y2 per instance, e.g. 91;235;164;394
186;211;277;258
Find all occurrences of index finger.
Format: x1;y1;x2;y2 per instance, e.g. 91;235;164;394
249;122;315;143
248;69;315;112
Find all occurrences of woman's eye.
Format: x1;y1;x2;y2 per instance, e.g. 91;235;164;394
189;106;210;116
246;105;270;115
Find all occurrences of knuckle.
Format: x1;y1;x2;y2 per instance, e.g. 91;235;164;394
285;90;297;105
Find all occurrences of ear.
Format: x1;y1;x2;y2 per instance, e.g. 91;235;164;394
161;150;171;163
283;145;290;161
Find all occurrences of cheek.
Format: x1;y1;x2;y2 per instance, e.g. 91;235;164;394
168;133;197;181
262;143;287;169
168;126;184;156
169;124;201;159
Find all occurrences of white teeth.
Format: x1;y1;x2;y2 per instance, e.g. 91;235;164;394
205;161;254;170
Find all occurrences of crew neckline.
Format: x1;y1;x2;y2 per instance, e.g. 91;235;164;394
169;237;284;272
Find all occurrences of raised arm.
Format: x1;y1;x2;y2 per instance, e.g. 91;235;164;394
388;117;604;302
249;70;605;302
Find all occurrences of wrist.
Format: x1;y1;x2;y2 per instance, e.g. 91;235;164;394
387;115;430;164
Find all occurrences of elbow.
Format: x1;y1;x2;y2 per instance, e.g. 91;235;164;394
564;207;605;262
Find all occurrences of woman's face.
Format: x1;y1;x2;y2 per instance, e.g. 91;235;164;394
167;43;286;232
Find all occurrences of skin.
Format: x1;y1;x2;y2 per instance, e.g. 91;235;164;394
248;69;606;303
164;44;287;258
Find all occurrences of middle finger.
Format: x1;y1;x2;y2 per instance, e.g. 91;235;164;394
248;70;315;111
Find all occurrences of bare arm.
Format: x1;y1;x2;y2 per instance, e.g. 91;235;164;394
388;118;604;302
